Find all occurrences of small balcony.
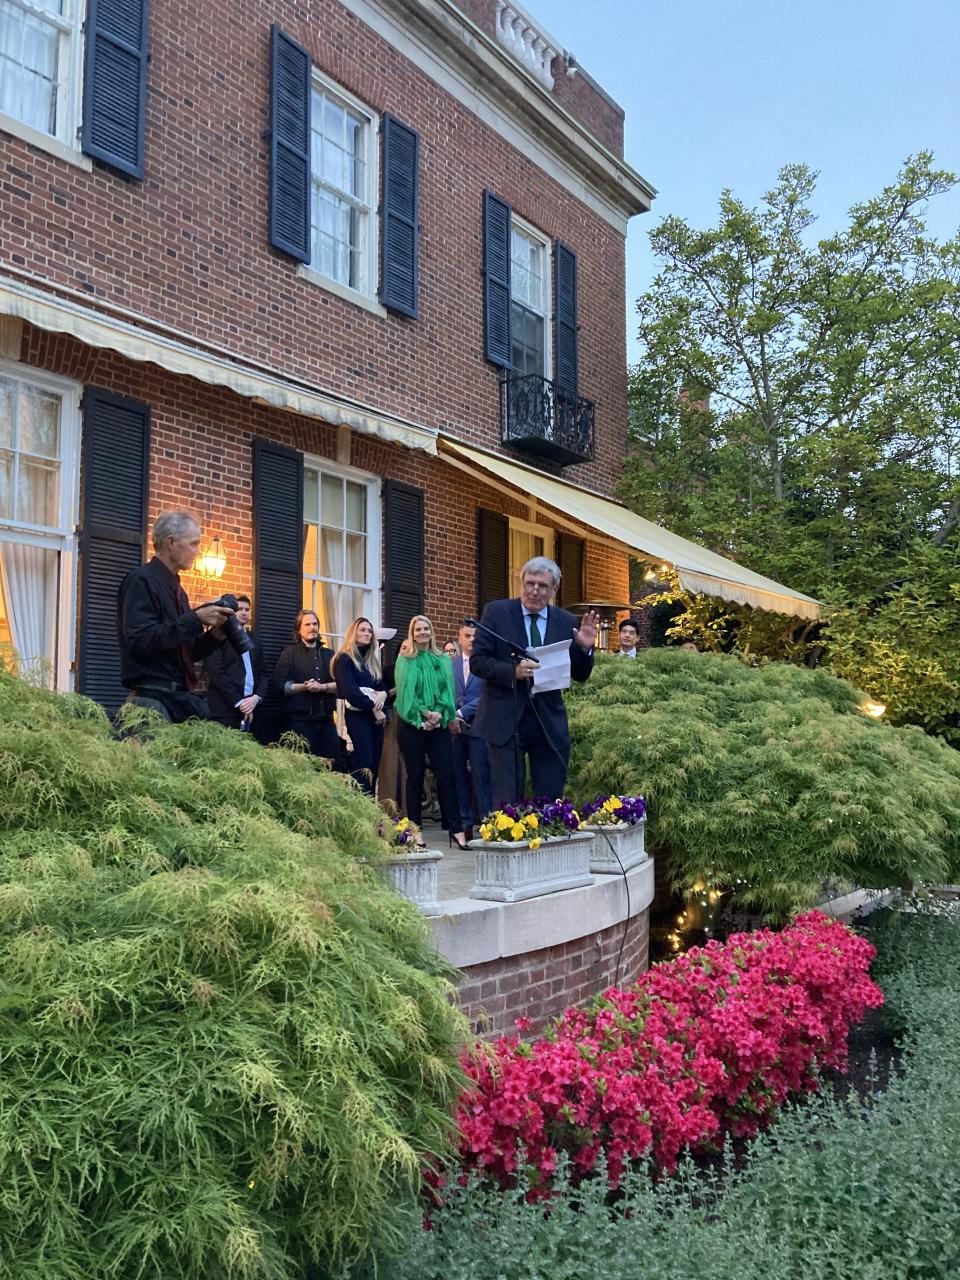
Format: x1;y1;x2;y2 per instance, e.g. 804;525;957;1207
500;373;595;467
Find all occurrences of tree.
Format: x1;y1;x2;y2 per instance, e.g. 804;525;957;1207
623;154;960;600
622;156;960;737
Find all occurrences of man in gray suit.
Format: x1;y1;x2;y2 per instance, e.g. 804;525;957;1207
471;557;599;805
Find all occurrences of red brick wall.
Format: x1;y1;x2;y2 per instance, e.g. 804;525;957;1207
455;907;649;1037
1;0;630;497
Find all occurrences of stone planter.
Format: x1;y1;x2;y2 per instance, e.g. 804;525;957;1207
581;819;647;874
383;849;443;916
468;832;595;903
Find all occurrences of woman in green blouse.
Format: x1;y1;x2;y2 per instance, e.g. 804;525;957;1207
395;615;468;850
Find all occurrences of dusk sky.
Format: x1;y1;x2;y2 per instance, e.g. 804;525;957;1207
536;0;960;362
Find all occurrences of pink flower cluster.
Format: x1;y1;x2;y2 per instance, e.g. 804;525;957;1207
455;913;883;1191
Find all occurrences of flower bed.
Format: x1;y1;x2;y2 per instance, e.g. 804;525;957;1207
454;912;882;1191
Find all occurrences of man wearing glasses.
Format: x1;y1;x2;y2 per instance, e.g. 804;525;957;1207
471;556;599;805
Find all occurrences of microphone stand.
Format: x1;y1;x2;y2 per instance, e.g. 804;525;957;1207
464;615;537;804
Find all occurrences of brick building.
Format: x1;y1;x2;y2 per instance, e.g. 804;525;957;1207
0;0;816;711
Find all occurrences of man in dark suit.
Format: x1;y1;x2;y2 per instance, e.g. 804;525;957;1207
450;621;492;836
471;557;599;805
203;594;268;732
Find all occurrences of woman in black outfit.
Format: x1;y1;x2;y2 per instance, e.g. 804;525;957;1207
332;616;387;795
274;610;341;765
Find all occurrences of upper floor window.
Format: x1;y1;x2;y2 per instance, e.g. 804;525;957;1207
302;460;381;648
309;77;377;299
511;218;550;378
0;0;81;145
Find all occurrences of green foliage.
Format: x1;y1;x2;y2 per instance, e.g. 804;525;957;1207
565;651;960;916
623;155;960;738
371;913;960;1280
0;671;467;1279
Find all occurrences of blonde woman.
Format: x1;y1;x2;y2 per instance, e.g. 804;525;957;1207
394;616;467;849
332;617;387;796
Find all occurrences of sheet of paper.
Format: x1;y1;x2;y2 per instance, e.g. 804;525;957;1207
530;638;572;694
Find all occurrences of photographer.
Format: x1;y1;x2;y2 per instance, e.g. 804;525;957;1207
117;511;234;723
203;594;267;732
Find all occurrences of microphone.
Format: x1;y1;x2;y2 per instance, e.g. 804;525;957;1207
462;616;479;627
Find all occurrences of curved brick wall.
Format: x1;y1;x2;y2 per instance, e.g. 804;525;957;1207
455;907;650;1037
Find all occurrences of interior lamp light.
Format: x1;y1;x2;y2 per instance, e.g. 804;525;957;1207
195;534;227;580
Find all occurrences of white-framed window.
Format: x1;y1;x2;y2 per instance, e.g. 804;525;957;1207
302;458;381;648
0;360;80;688
0;0;83;150
511;215;551;379
508;515;554;590
308;74;378;301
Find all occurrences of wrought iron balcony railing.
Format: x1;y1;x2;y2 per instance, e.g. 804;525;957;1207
500;373;595;467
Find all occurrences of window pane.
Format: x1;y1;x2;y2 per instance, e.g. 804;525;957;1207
345;532;365;582
319;582;338;643
303;468;319;520
20;388;60;458
0;378;13;449
0;539;58;685
18;460;58;526
344;481;366;532
0;452;12;520
0;2;60;136
302;577;316;613
302;522;319;576
320;526;343;578
320;473;343;527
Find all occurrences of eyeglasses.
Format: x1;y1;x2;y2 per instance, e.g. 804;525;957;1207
522;580;554;593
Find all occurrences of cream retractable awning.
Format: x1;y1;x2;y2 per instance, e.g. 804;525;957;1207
441;438;820;620
0;275;437;455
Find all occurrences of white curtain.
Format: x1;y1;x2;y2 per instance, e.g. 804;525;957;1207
0;540;57;683
0;3;60;135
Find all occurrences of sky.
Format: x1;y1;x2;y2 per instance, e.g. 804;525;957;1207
534;0;960;363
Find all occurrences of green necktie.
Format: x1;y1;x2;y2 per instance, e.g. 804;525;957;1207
527;613;543;647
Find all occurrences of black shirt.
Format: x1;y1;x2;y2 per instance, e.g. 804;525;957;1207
274;641;337;720
117;557;223;691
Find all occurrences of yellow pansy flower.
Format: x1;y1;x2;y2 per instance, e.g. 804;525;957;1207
510;823;525;840
479;823;493;841
529;837;542;850
525;814;539;829
496;812;513;831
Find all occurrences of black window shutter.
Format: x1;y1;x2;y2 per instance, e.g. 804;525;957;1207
556;532;585;609
380;114;420;318
77;388;149;712
81;0;150;178
269;25;312;263
253;437;304;738
554;241;579;398
383;481;424;649
477;508;508;613
483;191;512;368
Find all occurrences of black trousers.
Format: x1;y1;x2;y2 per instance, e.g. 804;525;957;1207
287;717;343;768
485;704;570;807
345;710;384;795
396;719;460;831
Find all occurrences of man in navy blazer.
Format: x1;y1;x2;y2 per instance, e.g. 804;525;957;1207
471;557;599;806
450;621;493;835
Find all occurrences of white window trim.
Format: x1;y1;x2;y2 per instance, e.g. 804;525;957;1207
302;453;383;637
304;70;380;306
0;358;81;691
0;0;87;162
507;514;553;590
510;211;552;380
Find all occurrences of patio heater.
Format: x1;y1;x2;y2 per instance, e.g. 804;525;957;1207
568;600;631;652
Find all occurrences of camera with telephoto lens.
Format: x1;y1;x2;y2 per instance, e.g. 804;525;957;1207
209;594;254;656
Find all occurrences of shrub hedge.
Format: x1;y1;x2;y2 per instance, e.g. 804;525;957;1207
566;650;960;916
0;672;467;1279
373;910;960;1280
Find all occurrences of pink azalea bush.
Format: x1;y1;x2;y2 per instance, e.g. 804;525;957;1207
455;912;882;1191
